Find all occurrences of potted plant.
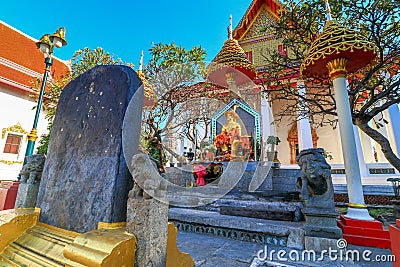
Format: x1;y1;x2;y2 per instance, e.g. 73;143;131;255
387;177;400;219
266;136;281;162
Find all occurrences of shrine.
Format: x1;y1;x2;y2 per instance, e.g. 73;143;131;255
212;99;261;161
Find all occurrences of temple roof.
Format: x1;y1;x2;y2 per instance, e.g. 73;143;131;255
233;0;281;40
300;20;377;79
0;20;70;94
207;38;257;84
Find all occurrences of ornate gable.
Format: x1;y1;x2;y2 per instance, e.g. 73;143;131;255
234;0;281;41
240;6;276;41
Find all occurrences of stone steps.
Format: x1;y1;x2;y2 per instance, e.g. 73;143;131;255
0;223;82;267
169;208;305;249
216;198;303;222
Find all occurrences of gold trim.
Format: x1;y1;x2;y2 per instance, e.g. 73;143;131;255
300;20;377;78
326;58;348;80
63;228;136;266
0;208;40;252
97;221;126;229
2;123;28;139
166;222;194;267
225;72;237;82
36;222;80;237
239;4;278;41
207;38;257;77
0;160;23;165
27;129;38;141
348;203;367;209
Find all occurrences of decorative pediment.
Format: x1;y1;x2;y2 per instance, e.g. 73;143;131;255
2;123;28;139
241;7;275;41
234;0;281;41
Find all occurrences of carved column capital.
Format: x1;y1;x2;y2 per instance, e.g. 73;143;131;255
326;58;348;80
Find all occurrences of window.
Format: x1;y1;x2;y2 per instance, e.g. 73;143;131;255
245;51;253;63
3;134;22;154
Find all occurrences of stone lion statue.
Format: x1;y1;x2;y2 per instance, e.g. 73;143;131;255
296;148;333;207
128;154;167;200
19;154;46;184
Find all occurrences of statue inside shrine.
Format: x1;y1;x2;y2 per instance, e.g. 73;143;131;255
214;108;251;160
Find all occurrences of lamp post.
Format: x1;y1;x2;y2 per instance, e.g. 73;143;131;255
24;27;67;159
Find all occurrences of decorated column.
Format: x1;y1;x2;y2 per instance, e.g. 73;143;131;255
300;2;377;221
261;92;273;161
297;80;313;150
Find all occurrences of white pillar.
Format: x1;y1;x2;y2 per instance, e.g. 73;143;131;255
353;125;368;177
385;105;400;157
261;92;272;161
332;76;373;220
297;80;313;150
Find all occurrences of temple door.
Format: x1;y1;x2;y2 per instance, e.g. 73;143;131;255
287;124;318;164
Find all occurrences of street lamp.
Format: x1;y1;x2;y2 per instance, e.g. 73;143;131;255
24;27;67;159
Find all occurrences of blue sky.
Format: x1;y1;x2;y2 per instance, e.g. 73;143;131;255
1;0;251;67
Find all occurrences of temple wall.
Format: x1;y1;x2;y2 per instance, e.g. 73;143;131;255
239;39;280;67
315;124;344;164
0;86;49;179
270;100;345;165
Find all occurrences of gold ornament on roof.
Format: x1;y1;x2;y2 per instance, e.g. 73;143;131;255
207;38;257;76
300;20;377;79
207;15;257;84
137;70;155;100
137;51;156;107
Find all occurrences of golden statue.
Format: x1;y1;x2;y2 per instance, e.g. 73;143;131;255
222;111;241;157
222;111;241;141
214;108;243;159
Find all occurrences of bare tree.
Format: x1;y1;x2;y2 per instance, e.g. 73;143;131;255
260;0;400;171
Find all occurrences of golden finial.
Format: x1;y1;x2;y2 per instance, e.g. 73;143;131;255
325;0;332;21
228;14;233;40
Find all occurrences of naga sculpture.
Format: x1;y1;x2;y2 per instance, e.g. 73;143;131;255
296;148;334;209
128;154;167;200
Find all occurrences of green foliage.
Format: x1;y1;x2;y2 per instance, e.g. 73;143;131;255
322;151;333;160
369;208;393;218
266;136;281;145
71;47;133;79
32;47;133;154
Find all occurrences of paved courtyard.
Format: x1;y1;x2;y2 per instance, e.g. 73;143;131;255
177;231;395;267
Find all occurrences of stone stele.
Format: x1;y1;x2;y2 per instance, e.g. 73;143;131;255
36;65;143;233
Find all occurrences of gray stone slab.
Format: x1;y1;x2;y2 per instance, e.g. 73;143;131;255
36;65;143;233
304;236;340;252
169;208;305;249
14;183;39;208
272;169;300;193
216;199;303;222
177;231;394;267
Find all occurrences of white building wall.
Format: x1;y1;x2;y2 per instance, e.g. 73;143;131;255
315;124;344;164
0;86;49;180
